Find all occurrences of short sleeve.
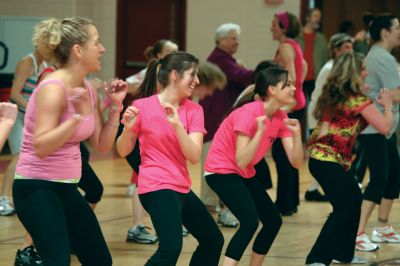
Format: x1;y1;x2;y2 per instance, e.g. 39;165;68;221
233;108;257;137
351;95;372;114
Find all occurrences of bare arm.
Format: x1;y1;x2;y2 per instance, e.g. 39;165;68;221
33;84;83;157
163;103;203;164
281;119;304;169
361;89;393;135
235;116;266;169
116;106;140;157
9;57;35;109
0;103;17;151
278;43;297;84
89;80;128;153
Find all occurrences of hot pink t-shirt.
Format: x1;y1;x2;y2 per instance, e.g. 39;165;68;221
16;79;95;181
205;101;292;178
131;95;206;194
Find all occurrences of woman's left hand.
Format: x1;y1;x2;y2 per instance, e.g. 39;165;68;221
104;79;128;106
162;103;181;128
284;118;301;134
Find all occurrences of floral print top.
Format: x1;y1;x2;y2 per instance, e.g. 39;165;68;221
308;95;372;171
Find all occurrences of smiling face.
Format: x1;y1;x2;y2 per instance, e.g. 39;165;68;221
174;66;199;98
271;79;296;106
218;30;240;55
80;25;105;72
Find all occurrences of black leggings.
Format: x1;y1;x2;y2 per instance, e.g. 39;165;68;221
13;179;112;266
359;134;400;203
306;158;362;265
206;173;282;261
79;143;103;203
139;189;223;266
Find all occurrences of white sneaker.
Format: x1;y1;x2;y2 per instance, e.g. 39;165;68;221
126;184;137;197
333;255;367;264
217;209;239;227
0;196;15;216
306;263;327;266
356;233;380;252
371;225;400;243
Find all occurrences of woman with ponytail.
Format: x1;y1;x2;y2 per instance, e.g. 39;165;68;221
117;51;223;266
204;67;303;266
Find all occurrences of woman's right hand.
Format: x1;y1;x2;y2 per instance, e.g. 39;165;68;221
69;87;87;115
122;106;140;129
376;88;393;110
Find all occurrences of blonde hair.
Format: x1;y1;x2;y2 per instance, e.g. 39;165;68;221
313;52;365;120
32;17;93;65
197;62;227;90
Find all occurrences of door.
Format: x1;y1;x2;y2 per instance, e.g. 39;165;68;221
116;0;187;79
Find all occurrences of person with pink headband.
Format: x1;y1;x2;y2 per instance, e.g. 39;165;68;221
270;11;307;216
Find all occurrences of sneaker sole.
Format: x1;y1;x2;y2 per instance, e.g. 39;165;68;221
217;221;239;228
126;237;158;244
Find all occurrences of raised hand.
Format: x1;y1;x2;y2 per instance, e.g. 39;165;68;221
0;102;17;126
161;103;181;127
376;88;393;110
122;106;140;129
284;118;301;134
104;78;128;107
69;87;87;115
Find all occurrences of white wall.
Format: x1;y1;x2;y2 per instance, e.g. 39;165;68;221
0;0;299;76
187;0;301;68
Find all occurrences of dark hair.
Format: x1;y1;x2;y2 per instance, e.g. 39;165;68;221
252;60;278;83
339;20;355;35
284;12;301;38
305;8;320;19
313;52;365;120
232;67;288;111
365;13;397;41
136;51;199;99
143;39;178;60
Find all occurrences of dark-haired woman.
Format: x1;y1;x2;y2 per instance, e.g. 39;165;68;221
117;51;223;266
355;13;400;251
305;52;393;266
205;67;303;266
270;11;307;216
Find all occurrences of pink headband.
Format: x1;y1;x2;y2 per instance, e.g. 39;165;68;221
275;11;289;30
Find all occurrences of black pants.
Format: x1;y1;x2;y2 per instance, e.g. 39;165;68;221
348;139;368;184
306;158;362;265
118;123;141;173
206;173;282;261
13;179;112;266
79;143;103;203
254;158;272;190
139;189;223;266
359;134;400;203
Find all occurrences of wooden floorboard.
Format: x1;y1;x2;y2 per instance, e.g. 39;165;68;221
1;151;400;265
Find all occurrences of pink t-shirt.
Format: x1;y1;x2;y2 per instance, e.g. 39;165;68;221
16;79;95;181
131;95;206;194
205;101;292;178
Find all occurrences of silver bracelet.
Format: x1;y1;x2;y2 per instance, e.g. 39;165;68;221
72;113;83;121
110;103;123;113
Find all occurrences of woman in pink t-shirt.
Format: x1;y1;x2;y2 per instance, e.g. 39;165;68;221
117;51;223;266
205;67;304;266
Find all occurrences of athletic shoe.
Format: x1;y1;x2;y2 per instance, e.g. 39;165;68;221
356;232;380;252
371;225;400;243
333;255;367;264
126;225;158;244
182;225;189;237
14;245;43;265
0;196;15;216
126;184;137;197
217;209;239;227
306;263;327;266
